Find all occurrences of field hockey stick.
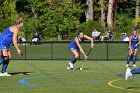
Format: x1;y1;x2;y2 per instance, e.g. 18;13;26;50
132;42;139;55
80;48;92;70
20;51;24;56
132;47;137;55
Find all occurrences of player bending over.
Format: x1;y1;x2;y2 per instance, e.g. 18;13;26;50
125;67;140;80
126;30;140;67
0;17;23;76
67;30;94;70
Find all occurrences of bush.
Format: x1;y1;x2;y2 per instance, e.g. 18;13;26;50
114;14;134;40
78;20;107;37
0;18;13;32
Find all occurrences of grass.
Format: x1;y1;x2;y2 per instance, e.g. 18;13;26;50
0;60;140;93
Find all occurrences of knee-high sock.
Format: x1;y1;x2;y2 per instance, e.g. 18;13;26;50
70;56;77;64
2;60;9;73
127;55;131;64
131;68;140;74
133;55;137;64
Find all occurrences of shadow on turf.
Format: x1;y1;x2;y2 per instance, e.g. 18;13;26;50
9;72;34;75
127;86;140;89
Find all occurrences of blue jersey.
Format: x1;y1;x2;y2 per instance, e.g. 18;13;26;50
69;36;83;51
0;28;14;50
131;35;139;46
129;35;139;50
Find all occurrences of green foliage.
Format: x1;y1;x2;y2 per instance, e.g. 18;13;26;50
134;17;140;24
0;0;138;40
36;0;83;40
20;14;35;40
114;14;134;39
0;18;13;33
78;20;107;36
3;0;17;20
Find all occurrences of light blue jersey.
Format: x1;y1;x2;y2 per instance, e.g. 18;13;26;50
0;28;14;50
69;36;83;51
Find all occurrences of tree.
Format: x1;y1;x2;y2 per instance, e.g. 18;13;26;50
100;0;105;26
0;0;4;17
107;0;116;31
35;0;83;40
135;0;140;28
26;0;39;34
0;0;17;33
85;0;93;21
3;0;17;20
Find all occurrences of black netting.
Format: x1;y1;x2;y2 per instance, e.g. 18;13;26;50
10;41;132;60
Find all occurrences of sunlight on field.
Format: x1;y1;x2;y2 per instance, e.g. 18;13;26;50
0;60;139;93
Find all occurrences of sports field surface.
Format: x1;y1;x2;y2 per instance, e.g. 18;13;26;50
0;60;140;93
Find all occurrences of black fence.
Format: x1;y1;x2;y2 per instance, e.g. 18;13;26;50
10;41;133;60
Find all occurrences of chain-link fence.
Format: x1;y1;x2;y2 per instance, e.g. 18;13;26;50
10;41;132;60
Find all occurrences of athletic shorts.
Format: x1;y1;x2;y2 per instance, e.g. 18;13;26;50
130;45;139;50
0;44;10;50
69;44;79;51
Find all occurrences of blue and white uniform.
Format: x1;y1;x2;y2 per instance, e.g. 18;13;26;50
126;35;139;66
0;28;14;50
0;27;14;75
69;36;83;51
130;35;139;50
67;36;84;69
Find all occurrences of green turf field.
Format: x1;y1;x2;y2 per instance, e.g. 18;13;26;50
0;60;140;93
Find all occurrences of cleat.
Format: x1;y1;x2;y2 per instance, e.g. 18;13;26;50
126;64;129;67
125;68;132;80
67;62;74;70
69;62;74;69
0;72;11;76
3;72;11;76
133;64;137;67
67;65;70;70
0;73;4;76
70;68;73;70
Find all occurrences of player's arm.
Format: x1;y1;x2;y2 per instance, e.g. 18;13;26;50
74;38;87;60
83;35;94;48
12;27;21;55
128;36;132;49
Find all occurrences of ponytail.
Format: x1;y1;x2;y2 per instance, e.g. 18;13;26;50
15;16;23;25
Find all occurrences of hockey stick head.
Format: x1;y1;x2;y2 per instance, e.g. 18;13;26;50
20;51;24;56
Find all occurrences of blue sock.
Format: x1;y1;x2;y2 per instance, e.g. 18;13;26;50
127;55;131;64
133;55;137;64
0;56;4;64
70;56;77;64
131;68;140;74
2;60;9;73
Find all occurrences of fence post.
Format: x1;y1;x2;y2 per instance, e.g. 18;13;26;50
25;42;26;60
107;42;109;61
51;42;53;60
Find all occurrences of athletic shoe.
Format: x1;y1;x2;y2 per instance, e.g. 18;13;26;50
125;68;132;80
67;65;70;70
67;62;74;70
0;73;4;76
69;62;74;69
0;72;11;76
133;64;137;67
126;64;129;67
